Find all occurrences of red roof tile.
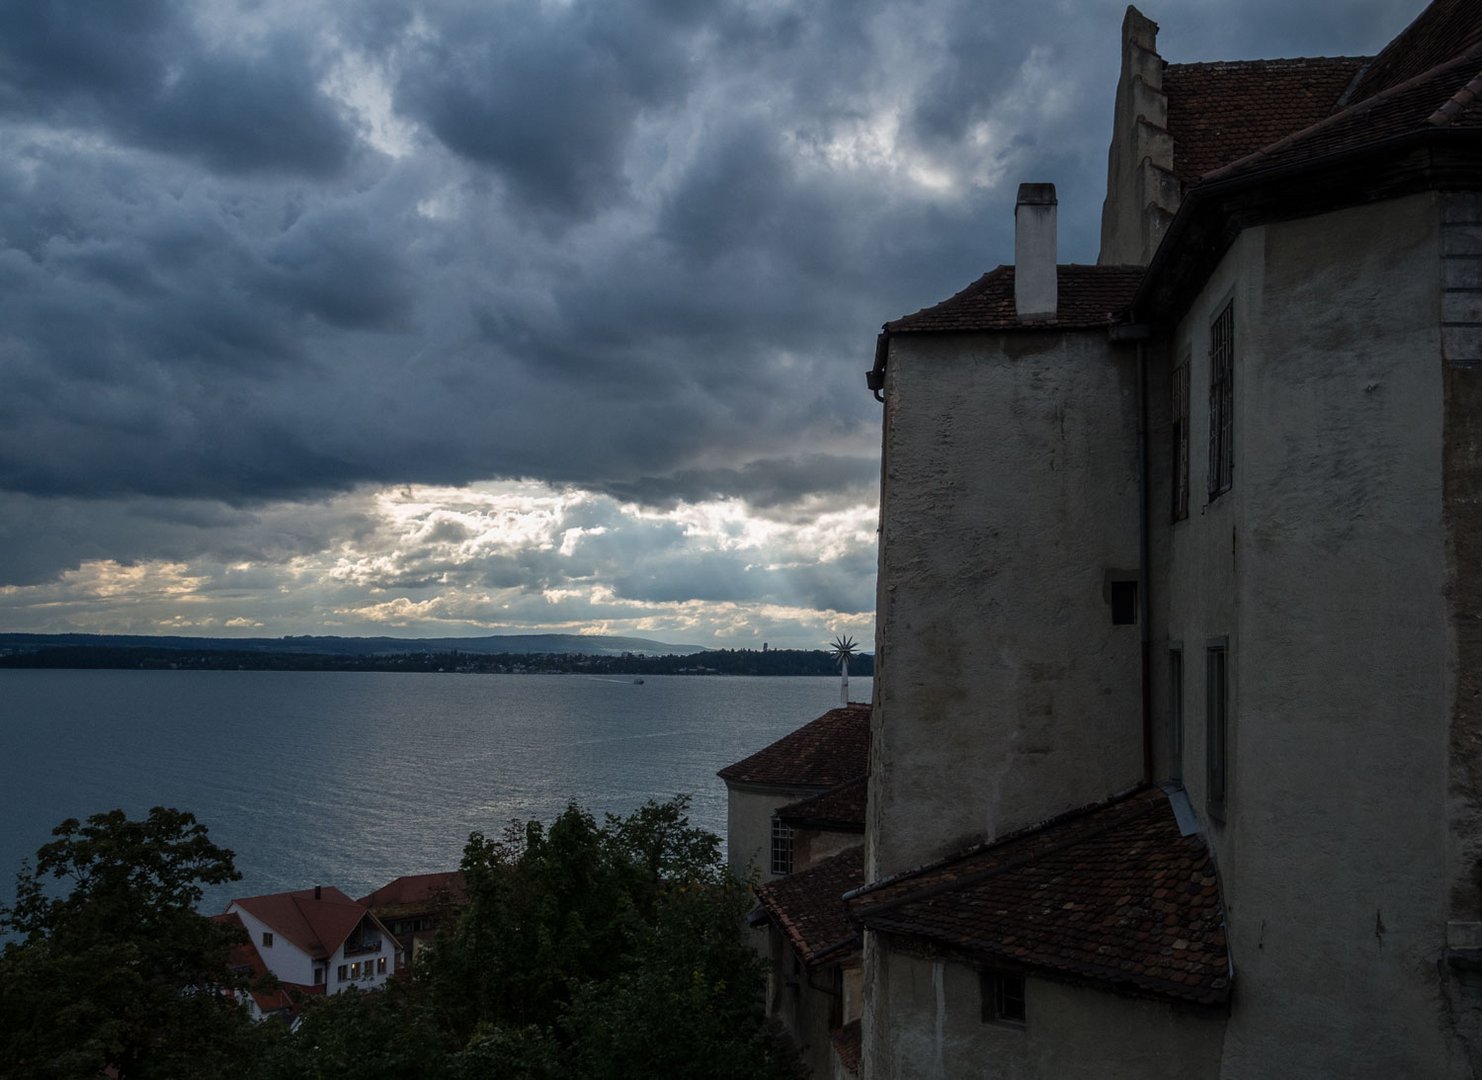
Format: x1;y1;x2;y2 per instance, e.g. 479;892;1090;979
717;704;870;789
849;788;1229;1007
754;846;864;966
777;775;868;832
831;1020;862;1074
1349;0;1482;104
1207;45;1482;183
357;871;467;911
228;886;369;961
1164;57;1366;185
884;265;1143;335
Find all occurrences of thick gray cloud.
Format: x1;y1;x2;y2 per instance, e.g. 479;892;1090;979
0;0;1422;638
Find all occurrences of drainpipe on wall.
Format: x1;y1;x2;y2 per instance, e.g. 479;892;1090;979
1112;319;1154;783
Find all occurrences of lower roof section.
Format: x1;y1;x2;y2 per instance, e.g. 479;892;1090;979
849;786;1230;1007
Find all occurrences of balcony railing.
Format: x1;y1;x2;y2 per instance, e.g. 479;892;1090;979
343;939;382;957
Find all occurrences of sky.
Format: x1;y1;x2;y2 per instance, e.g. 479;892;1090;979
0;0;1422;650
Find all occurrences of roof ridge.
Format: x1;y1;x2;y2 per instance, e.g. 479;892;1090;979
1203;39;1482;184
846;784;1152;902
851;793;1163;920
1429;68;1482;126
1167;54;1369;71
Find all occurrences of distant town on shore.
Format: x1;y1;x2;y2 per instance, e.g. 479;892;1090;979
0;632;873;676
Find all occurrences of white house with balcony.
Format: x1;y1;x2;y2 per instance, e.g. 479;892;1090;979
225;884;399;996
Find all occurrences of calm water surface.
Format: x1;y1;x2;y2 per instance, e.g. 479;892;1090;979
0;670;868;913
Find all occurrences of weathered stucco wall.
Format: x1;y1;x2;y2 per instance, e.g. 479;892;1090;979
794;828;862;873
769;926;856;1080
869;328;1143;878
726;783;821;883
861;940;1223;1080
1150;193;1469;1076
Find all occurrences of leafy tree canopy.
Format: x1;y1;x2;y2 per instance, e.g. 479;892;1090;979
0;807;261;1080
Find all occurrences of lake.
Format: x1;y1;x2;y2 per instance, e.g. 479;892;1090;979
0;669;869;914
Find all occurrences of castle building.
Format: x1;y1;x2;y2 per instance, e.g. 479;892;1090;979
736;1;1482;1075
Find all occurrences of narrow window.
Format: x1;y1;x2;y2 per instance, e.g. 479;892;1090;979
981;970;1027;1026
261;931;273;947
1171;356;1190;521
1111;580;1138;625
1206;639;1229;821
337;965;348;982
1169;648;1184;783
314;967;325;985
1208;302;1234;499
770;817;794;876
377;957;387;974
350;961;360;979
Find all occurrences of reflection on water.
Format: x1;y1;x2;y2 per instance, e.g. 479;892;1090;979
0;670;869;913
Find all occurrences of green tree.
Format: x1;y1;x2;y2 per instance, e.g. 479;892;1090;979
0;807;260;1080
420;796;803;1079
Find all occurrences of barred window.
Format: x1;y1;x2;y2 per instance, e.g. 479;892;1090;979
1171;356;1190;521
770;816;793;876
1208;302;1234;499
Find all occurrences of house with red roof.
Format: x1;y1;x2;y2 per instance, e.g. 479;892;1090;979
819;0;1482;1075
225;885;399;996
358;871;467;969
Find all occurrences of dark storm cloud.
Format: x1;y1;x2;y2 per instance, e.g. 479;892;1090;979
394;0;704;216
600;454;879;511
0;0;1427;626
0;1;355;177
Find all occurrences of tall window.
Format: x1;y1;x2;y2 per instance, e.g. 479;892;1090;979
770;817;793;876
1171;357;1190;521
1208;302;1234;499
1169;648;1184;782
1206;639;1229;822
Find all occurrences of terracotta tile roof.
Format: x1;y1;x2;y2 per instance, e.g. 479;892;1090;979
717;703;869;789
212;913;297;1015
831;1020;862;1074
753;846;864;966
1207;44;1482;183
1349;0;1482;104
1164;57;1366;185
777;775;868;832
228;886;369;961
357;871;467;912
849;787;1230;1007
884;265;1144;335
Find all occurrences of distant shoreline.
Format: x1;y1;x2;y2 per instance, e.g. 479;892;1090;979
0;645;873;678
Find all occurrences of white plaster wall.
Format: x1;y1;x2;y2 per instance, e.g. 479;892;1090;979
1153;194;1466;1076
862;943;1223;1080
330;924;394;994
726;783;823;883
227;904;316;987
870;329;1143;877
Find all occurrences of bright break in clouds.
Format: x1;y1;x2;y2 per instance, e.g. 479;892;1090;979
0;0;1418;647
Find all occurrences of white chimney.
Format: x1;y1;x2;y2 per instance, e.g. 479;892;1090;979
1014;182;1058;321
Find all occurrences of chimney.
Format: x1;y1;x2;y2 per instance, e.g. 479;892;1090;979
314;884;322;900
1014;182;1058;321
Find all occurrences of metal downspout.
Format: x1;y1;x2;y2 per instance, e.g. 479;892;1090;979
1136;336;1153;784
1113;318;1154;784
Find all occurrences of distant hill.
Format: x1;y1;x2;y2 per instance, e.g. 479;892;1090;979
0;632;706;658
